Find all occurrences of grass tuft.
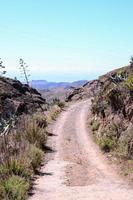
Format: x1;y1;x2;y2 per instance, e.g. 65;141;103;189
27;145;44;172
24;118;47;149
3;175;29;200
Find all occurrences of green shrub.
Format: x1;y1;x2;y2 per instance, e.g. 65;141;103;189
0;165;9;181
125;75;133;90
27;145;44;172
91;121;100;132
3;175;29;200
0;158;32;182
105;122;120;139
107;89;123;111
91;102;99;115
0;184;6;199
117;70;127;80
98;136;117;152
7;158;32;180
115;141;128;158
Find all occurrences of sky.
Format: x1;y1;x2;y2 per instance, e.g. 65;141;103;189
0;0;133;82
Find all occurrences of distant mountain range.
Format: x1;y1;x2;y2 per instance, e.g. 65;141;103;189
30;80;88;90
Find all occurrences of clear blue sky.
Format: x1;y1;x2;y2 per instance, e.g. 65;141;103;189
0;0;133;82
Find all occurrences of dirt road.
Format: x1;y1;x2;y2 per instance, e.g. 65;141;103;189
30;100;133;200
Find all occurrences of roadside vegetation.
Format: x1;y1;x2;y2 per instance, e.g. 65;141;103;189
0;100;64;200
89;59;133;181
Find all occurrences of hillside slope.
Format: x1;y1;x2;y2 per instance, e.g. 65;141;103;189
90;66;133;156
0;76;46;131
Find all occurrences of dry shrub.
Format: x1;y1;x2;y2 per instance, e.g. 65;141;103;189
97;136;117;153
52;98;65;108
47;105;61;122
24;118;47;149
91;120;100;132
27;144;44;172
0;165;9;181
34;114;47;128
0;184;6;200
7;158;32;180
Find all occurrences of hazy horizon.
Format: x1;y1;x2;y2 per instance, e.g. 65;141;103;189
1;0;133;82
5;64;127;83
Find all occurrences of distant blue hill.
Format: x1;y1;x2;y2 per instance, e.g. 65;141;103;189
30;80;88;90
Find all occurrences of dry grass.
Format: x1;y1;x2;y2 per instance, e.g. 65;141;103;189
46;105;61;123
23;118;47;149
0;104;63;200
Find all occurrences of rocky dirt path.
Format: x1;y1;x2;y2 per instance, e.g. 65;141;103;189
29;100;133;200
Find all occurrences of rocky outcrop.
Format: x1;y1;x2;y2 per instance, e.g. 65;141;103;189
66;80;102;101
0;76;46;124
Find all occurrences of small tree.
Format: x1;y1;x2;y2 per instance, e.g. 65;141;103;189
19;58;44;111
0;58;6;76
19;58;30;85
